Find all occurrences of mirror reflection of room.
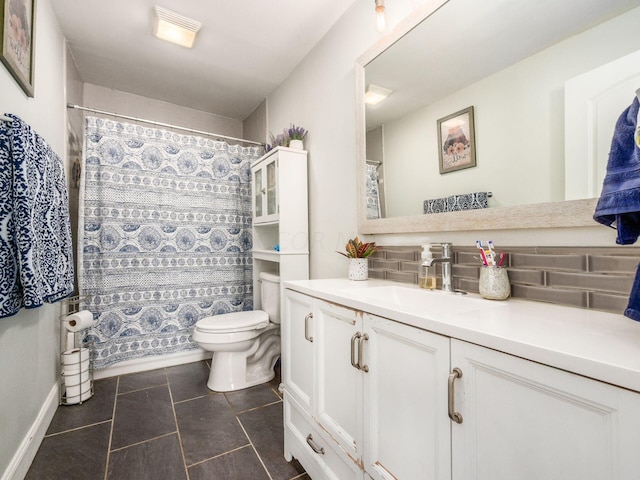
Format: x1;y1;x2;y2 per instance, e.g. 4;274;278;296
364;0;640;219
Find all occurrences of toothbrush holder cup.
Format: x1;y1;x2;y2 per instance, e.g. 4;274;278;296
479;266;510;300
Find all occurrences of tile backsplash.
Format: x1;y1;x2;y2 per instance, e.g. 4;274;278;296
369;245;640;315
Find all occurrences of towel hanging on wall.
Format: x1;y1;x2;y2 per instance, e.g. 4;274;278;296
0;114;75;318
593;92;640;321
0;119;22;317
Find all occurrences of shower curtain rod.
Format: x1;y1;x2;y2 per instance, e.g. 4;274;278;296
66;104;264;146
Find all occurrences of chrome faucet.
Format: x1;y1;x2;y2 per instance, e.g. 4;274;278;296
424;243;453;292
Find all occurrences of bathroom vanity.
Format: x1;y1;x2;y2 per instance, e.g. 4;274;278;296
282;279;640;480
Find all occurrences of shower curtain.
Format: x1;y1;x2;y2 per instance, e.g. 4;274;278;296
365;162;381;219
79;116;262;369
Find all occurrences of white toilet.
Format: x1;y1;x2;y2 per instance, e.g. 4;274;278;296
192;272;281;392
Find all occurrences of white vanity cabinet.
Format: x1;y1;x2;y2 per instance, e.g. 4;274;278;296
283;284;640;480
282;289;452;480
450;339;640;480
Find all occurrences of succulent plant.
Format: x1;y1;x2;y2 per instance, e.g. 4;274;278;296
337;236;380;258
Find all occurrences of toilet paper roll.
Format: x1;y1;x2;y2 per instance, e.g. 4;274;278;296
63;360;90;376
64;380;92;404
63;310;93;332
62;347;90;367
62;369;90;386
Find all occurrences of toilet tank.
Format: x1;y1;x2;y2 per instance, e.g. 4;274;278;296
259;272;281;324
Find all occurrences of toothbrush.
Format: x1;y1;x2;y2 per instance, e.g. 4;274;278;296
479;248;489;266
497;251;505;267
486;240;496;266
476;240;489;266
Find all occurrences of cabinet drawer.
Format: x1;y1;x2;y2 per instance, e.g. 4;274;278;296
284;396;362;480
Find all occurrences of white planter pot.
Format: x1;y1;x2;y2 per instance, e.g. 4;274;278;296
348;258;369;281
289;139;304;150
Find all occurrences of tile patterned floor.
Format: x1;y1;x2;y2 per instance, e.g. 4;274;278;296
26;361;309;480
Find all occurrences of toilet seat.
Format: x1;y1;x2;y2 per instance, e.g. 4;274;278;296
195;311;269;334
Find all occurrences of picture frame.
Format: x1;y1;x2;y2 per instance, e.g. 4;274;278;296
437;106;475;174
0;0;35;97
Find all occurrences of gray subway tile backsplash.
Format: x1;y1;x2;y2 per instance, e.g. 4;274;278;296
370;245;640;316
510;284;588;308
546;271;634;295
510;253;587;271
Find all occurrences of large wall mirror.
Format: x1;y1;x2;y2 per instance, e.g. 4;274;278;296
356;0;640;234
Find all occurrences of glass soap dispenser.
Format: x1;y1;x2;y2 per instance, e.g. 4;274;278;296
418;244;437;289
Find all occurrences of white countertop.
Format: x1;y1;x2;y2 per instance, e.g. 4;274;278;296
284;278;640;393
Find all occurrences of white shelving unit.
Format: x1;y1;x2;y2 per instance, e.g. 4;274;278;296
251;146;309;308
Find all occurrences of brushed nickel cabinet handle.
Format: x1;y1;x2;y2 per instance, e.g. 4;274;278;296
306;434;325;455
358;333;369;372
448;367;463;424
304;313;313;342
350;332;361;369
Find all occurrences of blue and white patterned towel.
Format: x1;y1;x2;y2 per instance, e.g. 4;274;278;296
0;121;22;318
424;191;490;214
0;114;74;317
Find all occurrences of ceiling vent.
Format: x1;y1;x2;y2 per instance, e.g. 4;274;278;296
152;6;201;48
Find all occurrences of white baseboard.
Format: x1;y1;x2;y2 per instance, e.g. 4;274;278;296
2;383;59;480
93;349;212;380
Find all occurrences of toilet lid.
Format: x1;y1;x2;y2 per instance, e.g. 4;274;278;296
195;311;270;333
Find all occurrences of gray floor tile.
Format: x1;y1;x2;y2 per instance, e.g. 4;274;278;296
111;384;176;449
25;422;111;480
270;362;283;398
224;383;281;413
187;445;270;480
118;367;167;394
166;361;211;402
239;403;305;480
46;377;117;435
175;394;249;465
108;433;187;480
30;362;306;480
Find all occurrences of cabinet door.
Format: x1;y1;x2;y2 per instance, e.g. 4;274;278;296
363;314;451;480
253;166;263;219
266;159;278;217
451;339;640;480
282;290;315;414
315;300;364;470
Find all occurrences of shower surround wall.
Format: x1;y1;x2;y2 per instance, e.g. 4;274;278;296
80;116;261;369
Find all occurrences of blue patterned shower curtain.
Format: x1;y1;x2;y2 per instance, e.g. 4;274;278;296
365;163;381;219
79;116;261;369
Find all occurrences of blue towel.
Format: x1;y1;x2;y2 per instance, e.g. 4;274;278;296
593;96;640;321
0;121;22;318
593;96;640;243
1;114;75;317
625;267;640;321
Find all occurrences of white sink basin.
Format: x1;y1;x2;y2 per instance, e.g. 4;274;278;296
343;285;503;317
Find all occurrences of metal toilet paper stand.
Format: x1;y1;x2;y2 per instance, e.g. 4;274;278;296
59;295;94;406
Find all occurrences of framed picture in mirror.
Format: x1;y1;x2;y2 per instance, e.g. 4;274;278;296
437;106;475;174
0;0;35;97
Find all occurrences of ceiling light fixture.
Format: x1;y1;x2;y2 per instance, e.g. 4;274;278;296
375;0;386;33
365;84;392;105
153;6;201;48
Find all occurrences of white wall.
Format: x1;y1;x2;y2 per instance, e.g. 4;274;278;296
0;2;67;478
82;83;243;138
267;0;419;278
267;0;622;273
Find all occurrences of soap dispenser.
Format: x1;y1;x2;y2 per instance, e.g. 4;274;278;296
419;244;437;289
